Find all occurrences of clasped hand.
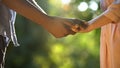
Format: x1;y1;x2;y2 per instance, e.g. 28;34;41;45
45;16;88;38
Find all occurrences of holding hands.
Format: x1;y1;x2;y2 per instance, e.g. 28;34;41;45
2;0;120;38
45;16;88;38
1;0;88;38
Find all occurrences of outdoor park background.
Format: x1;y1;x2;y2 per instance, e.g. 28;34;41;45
5;0;102;68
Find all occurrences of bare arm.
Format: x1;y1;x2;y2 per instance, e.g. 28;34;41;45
1;0;86;38
83;14;112;32
79;0;120;33
1;0;51;27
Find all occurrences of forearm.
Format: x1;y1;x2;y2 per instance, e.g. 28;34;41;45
87;14;112;31
2;0;51;26
86;4;120;31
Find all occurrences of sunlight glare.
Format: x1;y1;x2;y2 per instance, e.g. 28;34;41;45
78;2;88;12
61;0;71;4
89;1;98;11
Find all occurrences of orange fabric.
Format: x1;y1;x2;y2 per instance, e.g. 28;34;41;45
100;0;120;68
100;23;120;68
103;5;120;23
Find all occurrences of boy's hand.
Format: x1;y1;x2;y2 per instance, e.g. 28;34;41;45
45;17;87;38
71;20;88;32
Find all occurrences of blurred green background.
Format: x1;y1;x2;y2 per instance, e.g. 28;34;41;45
5;0;102;68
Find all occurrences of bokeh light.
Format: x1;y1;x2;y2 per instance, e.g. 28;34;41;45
89;1;98;11
6;0;100;68
78;2;88;12
61;0;71;4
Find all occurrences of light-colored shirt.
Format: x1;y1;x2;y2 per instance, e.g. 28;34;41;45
0;1;19;46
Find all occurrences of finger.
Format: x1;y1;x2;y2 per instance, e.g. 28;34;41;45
63;23;76;35
71;24;80;32
69;19;88;32
63;19;76;27
63;19;88;32
70;30;76;35
73;19;88;29
64;19;82;32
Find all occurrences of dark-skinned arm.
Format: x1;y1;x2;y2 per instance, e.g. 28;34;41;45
1;0;85;38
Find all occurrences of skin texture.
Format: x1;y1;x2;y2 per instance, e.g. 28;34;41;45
0;0;87;68
79;0;120;33
80;15;112;32
1;0;86;38
80;0;120;68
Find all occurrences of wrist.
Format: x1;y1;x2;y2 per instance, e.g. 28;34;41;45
40;15;53;27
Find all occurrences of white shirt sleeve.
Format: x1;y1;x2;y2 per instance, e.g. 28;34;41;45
0;2;19;47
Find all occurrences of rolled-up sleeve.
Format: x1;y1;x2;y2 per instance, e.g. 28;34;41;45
114;0;120;4
104;0;120;23
0;1;19;46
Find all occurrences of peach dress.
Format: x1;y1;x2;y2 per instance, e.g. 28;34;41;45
100;0;120;68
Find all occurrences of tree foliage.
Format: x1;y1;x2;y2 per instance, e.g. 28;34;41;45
5;0;101;68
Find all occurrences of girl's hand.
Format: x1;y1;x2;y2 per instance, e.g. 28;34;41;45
44;16;87;38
